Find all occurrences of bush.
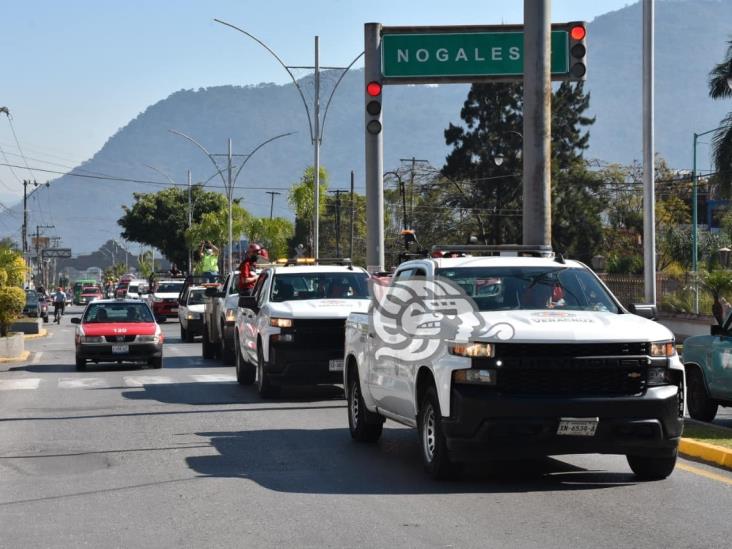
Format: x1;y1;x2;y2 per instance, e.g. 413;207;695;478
0;286;25;337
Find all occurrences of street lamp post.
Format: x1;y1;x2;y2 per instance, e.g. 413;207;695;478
169;129;293;273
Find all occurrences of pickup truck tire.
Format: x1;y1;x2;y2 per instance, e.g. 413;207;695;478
257;344;279;398
75;356;86;371
220;326;235;365
202;326;215;359
626;450;677;480
180;325;187;341
418;387;459;480
148;356;163;369
236;335;255;385
347;375;383;442
686;368;718;422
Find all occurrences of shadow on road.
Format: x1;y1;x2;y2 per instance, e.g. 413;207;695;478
185;427;637;494
121;382;344;406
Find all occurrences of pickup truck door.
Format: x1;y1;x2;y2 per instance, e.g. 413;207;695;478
242;272;270;365
369;267;423;417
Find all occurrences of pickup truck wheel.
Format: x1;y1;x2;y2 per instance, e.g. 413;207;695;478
220;331;235;365
148;356;163;369
257;346;279;398
236;337;255;385
418;387;459;480
75;356;86;371
686;368;718;422
348;375;383;442
202;326;215;359
627;450;677;480
180;325;187;341
185;328;194;343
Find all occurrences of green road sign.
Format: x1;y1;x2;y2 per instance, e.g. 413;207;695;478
381;27;570;82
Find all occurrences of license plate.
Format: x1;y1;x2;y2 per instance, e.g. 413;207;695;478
328;359;344;372
112;344;129;354
170;307;178;313
557;418;598;437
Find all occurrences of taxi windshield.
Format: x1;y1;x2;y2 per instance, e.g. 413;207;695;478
435;266;620;313
83;303;155;323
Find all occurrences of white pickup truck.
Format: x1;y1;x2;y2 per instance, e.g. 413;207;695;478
235;263;370;397
343;246;684;480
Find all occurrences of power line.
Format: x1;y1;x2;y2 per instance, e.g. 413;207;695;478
5;115;37;180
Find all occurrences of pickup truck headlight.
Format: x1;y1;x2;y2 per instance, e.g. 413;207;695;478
80;336;104;343
649;341;675;357
449;342;494;358
270;317;293;328
225;308;237;323
453;368;496;385
186;312;200;320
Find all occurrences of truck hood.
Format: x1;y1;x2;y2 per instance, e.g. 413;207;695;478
187;304;205;313
268;299;370;319
465;310;674;343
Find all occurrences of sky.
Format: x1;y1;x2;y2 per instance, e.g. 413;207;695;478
0;0;635;213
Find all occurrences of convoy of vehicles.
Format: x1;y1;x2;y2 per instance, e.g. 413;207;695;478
343;246;684;480
73;278;99;304
71;299;164;370
234;262;370;396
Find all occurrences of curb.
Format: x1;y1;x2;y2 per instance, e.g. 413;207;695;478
23;329;48;340
679;438;732;470
0;350;31;364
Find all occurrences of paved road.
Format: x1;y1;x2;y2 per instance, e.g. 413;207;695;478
2;309;732;548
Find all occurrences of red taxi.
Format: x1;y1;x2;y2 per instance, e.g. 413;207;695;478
147;279;185;322
72;299;164;370
78;286;103;305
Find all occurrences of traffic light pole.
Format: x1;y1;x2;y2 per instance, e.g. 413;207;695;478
522;0;552;249
642;0;656;305
364;23;384;272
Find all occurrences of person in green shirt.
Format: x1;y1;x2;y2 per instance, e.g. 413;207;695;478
199;241;220;282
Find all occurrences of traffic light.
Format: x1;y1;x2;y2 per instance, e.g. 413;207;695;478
568;22;587;80
365;80;382;134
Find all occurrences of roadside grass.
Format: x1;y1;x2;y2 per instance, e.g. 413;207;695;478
683;420;732;450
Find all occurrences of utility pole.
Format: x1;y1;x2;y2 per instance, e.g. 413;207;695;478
329;189;348;258
399;157;429;228
349;171;355;259
187;170;193;274
35;224;54;288
522;0;552;249
266;191;281;220
642;0;656;305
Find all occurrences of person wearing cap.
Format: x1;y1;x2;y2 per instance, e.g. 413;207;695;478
199;241;220;283
238;243;263;294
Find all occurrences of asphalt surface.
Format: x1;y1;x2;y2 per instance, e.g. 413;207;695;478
2;307;732;549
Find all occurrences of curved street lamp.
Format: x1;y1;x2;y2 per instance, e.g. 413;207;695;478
168;129;294;273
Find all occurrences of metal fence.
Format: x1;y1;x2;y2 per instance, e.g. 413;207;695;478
599;273;692;309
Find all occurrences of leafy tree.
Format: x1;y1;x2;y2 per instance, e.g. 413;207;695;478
185;203;251;253
245;217;294;260
118;185;230;268
0;244;26;337
708;40;732;195
288;166;329;255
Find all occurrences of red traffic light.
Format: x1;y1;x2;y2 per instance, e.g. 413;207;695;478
366;81;382;97
570;25;586;41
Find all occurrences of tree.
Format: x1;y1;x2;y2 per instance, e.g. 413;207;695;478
708;40;732;195
118;185;230;268
185;203;251;253
0;244;26;337
245;217;294;260
288;166;329;254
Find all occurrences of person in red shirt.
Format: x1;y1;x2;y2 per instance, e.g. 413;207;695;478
238;243;264;294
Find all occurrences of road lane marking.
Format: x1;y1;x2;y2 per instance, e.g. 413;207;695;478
677;462;732;485
123;376;175;387
58;378;108;389
190;374;236;383
32;352;43;364
0;379;41;391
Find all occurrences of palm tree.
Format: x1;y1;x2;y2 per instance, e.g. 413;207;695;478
708;40;732;194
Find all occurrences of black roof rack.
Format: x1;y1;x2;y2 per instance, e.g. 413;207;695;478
430;244;554;258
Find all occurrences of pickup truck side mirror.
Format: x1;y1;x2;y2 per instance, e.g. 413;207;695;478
711;324;727;336
238;295;257;310
70;317;81;324
628;303;657;321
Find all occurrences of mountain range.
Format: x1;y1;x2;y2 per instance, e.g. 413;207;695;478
3;0;732;254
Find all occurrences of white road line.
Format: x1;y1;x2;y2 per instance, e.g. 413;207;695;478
58;377;109;389
0;378;41;391
190;374;236;383
32;351;43;364
123;375;175;387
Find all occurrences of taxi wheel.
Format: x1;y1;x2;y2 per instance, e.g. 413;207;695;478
75;356;86;371
256;344;279;398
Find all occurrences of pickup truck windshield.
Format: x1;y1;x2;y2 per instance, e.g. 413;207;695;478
156;283;183;294
435;266;620;313
271;272;369;302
